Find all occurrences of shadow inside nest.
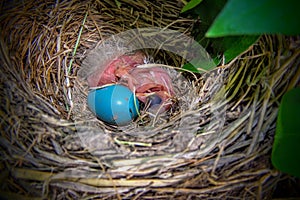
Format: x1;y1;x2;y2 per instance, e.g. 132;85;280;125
71;56;228;163
68;27;229;161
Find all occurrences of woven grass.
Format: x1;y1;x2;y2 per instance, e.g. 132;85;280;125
1;0;300;199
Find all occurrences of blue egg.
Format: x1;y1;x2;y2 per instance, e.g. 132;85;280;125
87;84;140;126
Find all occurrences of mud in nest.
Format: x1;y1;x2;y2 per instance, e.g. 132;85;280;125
1;0;300;199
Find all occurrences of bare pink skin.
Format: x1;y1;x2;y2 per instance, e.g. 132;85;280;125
87;51;145;87
123;67;174;103
87;51;174;111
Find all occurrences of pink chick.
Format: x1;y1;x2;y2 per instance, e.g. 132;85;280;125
87;51;145;87
120;67;174;112
86;51;174;112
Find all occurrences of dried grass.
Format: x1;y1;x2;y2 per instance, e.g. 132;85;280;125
1;0;300;199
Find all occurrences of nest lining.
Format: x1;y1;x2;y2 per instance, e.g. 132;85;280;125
1;0;300;199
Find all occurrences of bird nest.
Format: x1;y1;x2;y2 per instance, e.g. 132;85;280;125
1;0;300;199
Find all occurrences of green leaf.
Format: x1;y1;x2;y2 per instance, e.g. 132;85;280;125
181;0;204;13
215;35;260;63
182;58;216;73
272;87;300;178
182;63;200;73
206;0;300;37
185;0;227;31
182;0;256;64
182;0;259;65
196;35;259;64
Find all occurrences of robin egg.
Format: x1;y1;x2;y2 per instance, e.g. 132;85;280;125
87;84;140;126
